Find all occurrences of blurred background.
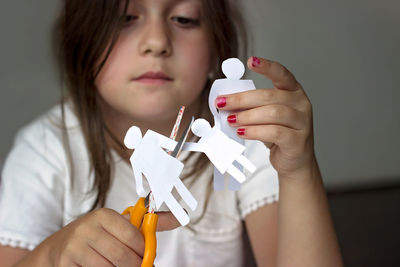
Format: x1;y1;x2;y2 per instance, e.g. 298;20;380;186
1;0;399;266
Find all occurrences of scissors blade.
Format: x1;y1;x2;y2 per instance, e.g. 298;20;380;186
171;116;194;158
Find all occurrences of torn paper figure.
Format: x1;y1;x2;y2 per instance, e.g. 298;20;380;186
124;126;197;226
183;118;256;186
208;57;257;190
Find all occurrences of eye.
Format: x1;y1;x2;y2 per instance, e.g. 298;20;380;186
171;16;200;27
124;15;139;25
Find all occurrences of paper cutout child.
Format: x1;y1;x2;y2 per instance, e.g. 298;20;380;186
183;118;256;185
208;57;257;190
124;126;197;226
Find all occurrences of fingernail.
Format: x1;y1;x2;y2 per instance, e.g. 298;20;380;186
252;56;261;67
227;114;236;123
216;97;226;108
237;128;245;136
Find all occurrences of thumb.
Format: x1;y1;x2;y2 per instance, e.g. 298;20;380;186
247;56;300;91
155;211;181;231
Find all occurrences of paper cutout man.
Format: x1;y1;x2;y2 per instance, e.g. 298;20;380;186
124;126;197;226
208;57;257;190
183;119;256;185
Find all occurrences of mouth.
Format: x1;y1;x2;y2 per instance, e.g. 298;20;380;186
133;71;173;85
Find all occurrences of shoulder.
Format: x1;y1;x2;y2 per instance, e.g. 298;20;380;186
17;102;79;142
0;103;81;248
13;104;75;159
2;102;83;181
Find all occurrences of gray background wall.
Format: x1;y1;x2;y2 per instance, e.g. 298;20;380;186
243;0;400;189
1;0;400;190
0;0;60;164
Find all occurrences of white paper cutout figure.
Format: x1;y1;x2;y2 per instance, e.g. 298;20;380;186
124;126;198;226
208;58;257;190
183;119;256;184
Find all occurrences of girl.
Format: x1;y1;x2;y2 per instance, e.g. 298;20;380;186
0;0;343;266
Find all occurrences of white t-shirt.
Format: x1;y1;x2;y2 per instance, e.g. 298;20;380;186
0;103;279;266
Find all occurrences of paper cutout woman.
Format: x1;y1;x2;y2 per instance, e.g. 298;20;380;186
124;126;197;226
208;58;257;190
183;119;256;185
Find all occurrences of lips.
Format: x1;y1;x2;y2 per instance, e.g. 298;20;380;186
134;72;173;84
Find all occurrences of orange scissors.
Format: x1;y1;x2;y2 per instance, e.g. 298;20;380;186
122;193;157;267
122;115;193;267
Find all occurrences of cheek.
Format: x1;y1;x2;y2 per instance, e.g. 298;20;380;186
95;38;133;92
176;36;211;90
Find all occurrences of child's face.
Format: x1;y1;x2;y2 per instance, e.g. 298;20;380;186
95;0;210;126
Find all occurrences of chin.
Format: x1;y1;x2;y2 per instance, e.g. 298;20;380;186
128;103;181;122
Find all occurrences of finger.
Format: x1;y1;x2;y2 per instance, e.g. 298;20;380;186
75;245;114;267
215;88;302;111
247;56;300;91
88;227;142;267
156;210;183;231
122;213;131;220
95;209;145;256
264;141;274;149
228;105;307;130
236;125;301;150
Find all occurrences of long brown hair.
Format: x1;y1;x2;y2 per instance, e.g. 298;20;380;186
53;0;248;211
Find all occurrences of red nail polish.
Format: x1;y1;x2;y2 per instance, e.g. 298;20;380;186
237;128;245;136
227;114;236;123
216;97;226;108
252;56;261;67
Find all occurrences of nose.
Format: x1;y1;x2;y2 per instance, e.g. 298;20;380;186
138;19;172;57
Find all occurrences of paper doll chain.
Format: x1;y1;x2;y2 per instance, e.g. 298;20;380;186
148;106;186;213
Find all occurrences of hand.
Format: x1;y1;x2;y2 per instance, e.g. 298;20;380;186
46;208;179;267
216;56;315;178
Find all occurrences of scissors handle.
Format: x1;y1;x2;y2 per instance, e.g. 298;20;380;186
122;198;147;228
122;198;158;267
141;213;158;267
